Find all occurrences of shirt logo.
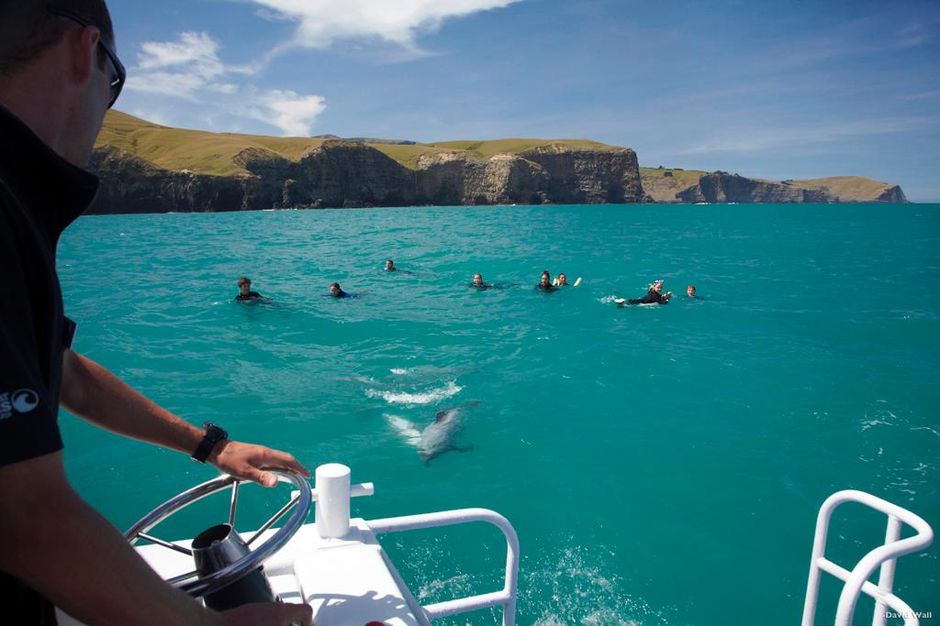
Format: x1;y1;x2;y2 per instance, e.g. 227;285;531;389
0;389;40;420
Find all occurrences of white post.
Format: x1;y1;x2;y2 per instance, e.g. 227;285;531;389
872;515;903;626
314;463;351;539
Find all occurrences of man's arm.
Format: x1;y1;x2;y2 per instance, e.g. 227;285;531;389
0;452;311;626
60;350;309;486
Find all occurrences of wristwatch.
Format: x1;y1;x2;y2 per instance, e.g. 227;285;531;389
192;423;228;463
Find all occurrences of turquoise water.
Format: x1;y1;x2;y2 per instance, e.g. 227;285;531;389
57;204;940;625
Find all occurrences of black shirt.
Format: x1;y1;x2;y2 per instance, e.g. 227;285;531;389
628;289;668;305
235;291;262;301
0;105;98;624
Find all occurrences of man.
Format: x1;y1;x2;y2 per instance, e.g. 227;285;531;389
235;276;263;302
329;282;350;298
554;273;569;287
686;284;697;298
0;3;312;625
384;259;396;272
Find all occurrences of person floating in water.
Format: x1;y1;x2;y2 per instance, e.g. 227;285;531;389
686;284;697;298
329;282;353;298
620;279;671;305
385;259;396;272
470;273;492;289
235;276;264;302
537;270;557;292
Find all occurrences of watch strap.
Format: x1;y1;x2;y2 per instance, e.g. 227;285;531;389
192;423;228;463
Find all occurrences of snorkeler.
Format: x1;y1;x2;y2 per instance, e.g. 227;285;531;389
385;259;396;272
329;282;353;298
537;271;557;292
235;276;264;302
470;273;492;289
623;279;671;305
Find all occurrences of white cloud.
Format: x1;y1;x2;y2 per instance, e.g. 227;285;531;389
250;0;521;51
251;90;328;136
125;32;326;136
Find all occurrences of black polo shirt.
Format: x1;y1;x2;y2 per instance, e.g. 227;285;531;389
0;105;98;624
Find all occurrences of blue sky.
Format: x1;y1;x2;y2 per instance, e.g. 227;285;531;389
110;0;940;201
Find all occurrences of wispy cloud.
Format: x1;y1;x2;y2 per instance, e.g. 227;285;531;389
250;0;521;53
678;117;931;155
125;32;326;136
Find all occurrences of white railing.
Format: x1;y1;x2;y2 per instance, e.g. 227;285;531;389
311;464;519;626
367;509;520;626
801;489;933;626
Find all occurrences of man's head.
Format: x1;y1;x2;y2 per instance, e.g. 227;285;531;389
0;1;122;165
472;273;483;285
540;273;551;287
237;276;251;295
557;273;567;285
687;284;696;297
385;259;394;271
329;282;342;296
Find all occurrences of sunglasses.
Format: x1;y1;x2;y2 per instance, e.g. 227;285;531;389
48;8;125;108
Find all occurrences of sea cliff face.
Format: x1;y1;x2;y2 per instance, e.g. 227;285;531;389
676;173;832;204
659;171;908;204
87;143;649;213
87;112;909;213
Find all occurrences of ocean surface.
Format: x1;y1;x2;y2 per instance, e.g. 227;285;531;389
57;203;940;625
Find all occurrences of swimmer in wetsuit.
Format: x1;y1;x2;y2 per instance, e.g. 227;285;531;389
537;271;557;292
470;273;492;289
624;279;671;305
329;282;352;298
554;273;570;287
235;276;264;302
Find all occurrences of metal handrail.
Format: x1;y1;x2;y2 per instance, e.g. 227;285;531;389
366;508;519;626
801;489;934;626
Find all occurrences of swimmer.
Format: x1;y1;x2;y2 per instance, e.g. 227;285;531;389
470;273;492;289
625;279;671;305
554;273;569;287
235;276;263;302
329;282;351;298
385;259;396;272
537;272;557;292
686;284;697;298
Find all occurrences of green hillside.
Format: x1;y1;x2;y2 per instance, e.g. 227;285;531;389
96;111;622;176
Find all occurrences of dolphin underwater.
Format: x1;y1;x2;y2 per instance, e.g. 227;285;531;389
386;401;478;465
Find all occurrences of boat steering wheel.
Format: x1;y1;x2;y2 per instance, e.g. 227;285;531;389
124;471;312;598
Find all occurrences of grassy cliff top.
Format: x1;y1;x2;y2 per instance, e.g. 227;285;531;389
96;111;622;176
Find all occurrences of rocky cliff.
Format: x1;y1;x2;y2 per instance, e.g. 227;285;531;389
88;141;649;213
87;111;908;213
644;169;908;204
676;173;833;203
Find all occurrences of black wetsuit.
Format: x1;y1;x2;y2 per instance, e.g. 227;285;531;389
1;104;99;625
628;289;668;305
235;291;263;301
536;283;557;292
469;283;492;290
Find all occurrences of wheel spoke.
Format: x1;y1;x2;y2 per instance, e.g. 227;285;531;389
167;569;199;586
138;532;193;557
247;493;300;546
228;480;240;527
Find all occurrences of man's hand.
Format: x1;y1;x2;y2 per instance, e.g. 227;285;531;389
209;441;310;487
220;602;313;626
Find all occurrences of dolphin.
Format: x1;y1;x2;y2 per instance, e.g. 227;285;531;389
387;401;478;465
